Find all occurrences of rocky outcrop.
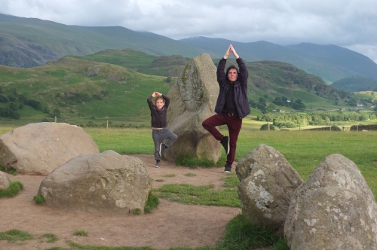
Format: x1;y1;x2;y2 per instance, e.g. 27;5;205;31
285;154;377;250
38;150;152;215
164;53;221;163
236;144;303;236
0;122;99;175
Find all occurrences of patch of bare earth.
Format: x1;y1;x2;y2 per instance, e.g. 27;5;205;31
0;154;241;250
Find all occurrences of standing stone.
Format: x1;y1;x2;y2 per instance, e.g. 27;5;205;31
38;150;152;215
236;144;303;236
164;53;221;163
284;154;377;250
0;122;99;175
0;171;10;190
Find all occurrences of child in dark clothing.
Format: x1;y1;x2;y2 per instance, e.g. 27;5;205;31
147;91;178;168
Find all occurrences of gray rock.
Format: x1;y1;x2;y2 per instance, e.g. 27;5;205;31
164;53;221;163
38;150;152;215
236;144;303;236
0;122;99;175
0;171;10;190
284;154;377;250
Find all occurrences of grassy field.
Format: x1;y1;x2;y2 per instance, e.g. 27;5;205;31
1;122;376;195
77;124;377;197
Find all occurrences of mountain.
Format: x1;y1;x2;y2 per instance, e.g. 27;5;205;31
331;76;377;92
180;37;377;83
1;13;377;85
0;13;207;68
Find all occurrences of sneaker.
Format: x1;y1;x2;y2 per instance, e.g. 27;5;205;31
224;163;231;173
220;136;230;155
155;160;161;168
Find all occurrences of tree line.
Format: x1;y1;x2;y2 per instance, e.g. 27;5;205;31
258;112;376;128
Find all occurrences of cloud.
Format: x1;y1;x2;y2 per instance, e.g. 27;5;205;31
2;0;377;62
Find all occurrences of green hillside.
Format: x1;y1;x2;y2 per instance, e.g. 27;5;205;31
331;75;377;92
0;49;358;126
74;50;355;109
71;49;188;77
0;57;170;125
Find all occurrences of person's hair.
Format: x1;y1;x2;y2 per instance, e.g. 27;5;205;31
155;96;165;104
226;65;239;81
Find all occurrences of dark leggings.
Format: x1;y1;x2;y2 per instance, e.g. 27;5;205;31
202;113;242;165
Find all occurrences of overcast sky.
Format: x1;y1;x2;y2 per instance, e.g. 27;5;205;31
2;0;377;63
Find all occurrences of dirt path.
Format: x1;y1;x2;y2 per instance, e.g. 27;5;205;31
0;155;241;250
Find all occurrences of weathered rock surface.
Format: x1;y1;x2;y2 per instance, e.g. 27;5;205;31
38;150;152;215
236;144;303;236
0;171;10;190
0;122;99;175
164;53;221;162
285;154;377;250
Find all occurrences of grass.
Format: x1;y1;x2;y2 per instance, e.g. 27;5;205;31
34;194;46;204
83;126;377;198
164;174;176;177
0;180;23;198
0;229;33;242
73;230;88;237
144;191;160;214
156;183;241;208
41;233;58;243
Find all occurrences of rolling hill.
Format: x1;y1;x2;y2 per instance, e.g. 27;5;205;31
0;49;355;126
331;76;377;92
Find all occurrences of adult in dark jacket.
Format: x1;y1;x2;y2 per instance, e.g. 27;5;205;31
202;44;250;172
147;91;178;168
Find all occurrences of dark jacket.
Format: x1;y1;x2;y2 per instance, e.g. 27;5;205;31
147;94;170;128
215;57;251;119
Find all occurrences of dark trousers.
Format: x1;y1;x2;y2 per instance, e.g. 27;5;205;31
202;113;242;165
152;128;178;161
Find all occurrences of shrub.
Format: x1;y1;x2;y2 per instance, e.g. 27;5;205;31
33;194;46;205
260;123;276;131
144;191;160;214
0;181;24;198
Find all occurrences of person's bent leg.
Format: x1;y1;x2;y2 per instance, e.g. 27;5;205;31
202;114;227;141
162;129;178;148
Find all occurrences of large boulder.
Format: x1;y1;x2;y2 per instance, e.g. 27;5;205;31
236;144;303;236
285;154;377;250
164;53;221;162
0;171;10;190
38;150;152;215
0;122;99;175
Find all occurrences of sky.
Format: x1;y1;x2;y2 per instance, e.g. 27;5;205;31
2;0;377;63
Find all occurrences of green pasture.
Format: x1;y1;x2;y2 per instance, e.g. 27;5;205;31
80;124;377;197
1;123;376;196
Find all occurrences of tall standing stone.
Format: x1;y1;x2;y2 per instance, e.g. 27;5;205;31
164;53;221;163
